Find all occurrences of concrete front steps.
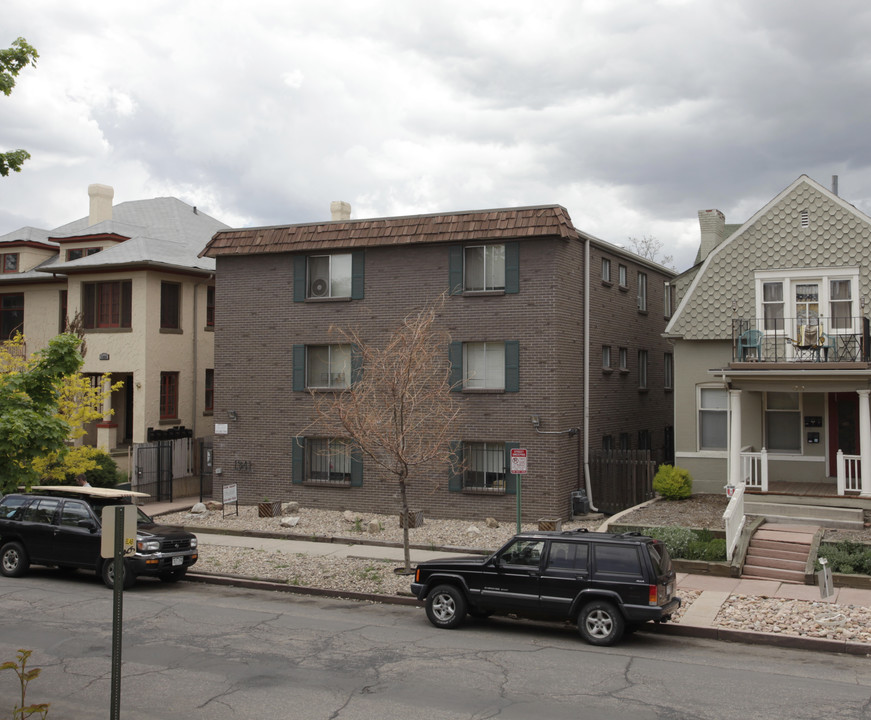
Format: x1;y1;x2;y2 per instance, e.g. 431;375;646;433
741;524;819;584
744;499;864;530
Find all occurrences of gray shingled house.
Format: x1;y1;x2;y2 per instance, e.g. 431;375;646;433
666;175;871;510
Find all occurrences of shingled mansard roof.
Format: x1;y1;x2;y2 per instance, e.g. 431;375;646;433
200;205;581;258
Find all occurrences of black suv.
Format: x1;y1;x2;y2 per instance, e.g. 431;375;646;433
411;529;680;646
0;486;198;589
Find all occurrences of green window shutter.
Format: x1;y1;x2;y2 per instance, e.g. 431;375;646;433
292;437;305;484
448;341;463;392
504;442;519;495
351;250;365;299
448;441;463;492
293;256;307;302
448;245;464;295
350;445;363;487
504;341;519;392
504;241;519;294
292;345;306;392
351;344;363;386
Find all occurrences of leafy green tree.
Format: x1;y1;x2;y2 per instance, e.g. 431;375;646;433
0;334;82;493
1;37;39;177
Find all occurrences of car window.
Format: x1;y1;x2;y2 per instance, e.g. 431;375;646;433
19;498;61;525
546;541;588;571
500;539;545;567
60;500;93;527
593;544;642;577
647;541;672;575
0;496;29;520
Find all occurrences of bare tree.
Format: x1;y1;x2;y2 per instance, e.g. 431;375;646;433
310;295;462;572
626;235;674;269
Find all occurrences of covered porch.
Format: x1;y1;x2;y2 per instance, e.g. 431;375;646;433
716;366;871;499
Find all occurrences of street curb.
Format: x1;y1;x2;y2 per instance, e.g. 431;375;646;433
185;572;870;656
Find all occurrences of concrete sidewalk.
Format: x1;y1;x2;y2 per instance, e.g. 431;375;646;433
145;498;871;654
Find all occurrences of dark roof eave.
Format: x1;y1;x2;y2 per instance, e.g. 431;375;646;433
35;260;214;277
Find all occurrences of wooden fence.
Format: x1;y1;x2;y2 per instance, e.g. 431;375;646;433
588;449;657;515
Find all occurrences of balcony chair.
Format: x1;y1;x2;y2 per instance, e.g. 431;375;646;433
737;329;763;361
789;324;829;361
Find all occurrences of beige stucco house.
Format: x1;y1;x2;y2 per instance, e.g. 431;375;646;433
0;184;227;469
666;175;871;502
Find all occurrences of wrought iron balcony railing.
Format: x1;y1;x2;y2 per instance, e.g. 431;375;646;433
731;317;871;363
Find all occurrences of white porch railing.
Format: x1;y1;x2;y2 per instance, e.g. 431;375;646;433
836;450;861;494
739;447;768;491
740;447;863;495
723;482;746;562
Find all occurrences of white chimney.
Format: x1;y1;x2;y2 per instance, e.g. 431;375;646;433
330;201;351;221
88;184;114;226
697;209;725;262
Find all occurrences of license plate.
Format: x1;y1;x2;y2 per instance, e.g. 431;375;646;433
172;556;183;566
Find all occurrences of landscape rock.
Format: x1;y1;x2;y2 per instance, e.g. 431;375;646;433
282;501;300;514
189;503;208;515
466;525;481;536
485;517;499;528
280;516;300;528
204;500;223;511
367;520;380;534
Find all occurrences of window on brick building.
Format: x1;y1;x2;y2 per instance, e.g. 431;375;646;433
206;286;215;327
618;265;628;287
602;346;611;369
448;242;519;295
637;272;648;312
449;341;519;392
619;347;628;371
601;258;611;283
638;350;648;389
291;436;362;486
664;353;673;390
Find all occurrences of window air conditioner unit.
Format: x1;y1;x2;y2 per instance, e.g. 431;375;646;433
310;277;329;297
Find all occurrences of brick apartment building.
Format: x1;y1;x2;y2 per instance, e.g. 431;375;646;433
201;204;674;521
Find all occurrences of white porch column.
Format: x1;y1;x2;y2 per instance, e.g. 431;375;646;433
858;389;871;497
729;389;742;487
96;376;118;452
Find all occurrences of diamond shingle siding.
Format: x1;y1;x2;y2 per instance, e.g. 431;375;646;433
670;178;871;340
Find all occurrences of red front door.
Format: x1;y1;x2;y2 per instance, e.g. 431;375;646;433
828;393;860;477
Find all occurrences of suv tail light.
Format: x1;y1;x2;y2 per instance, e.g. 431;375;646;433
648;584;658;605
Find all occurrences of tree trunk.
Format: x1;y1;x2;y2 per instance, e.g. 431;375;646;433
399;478;411;572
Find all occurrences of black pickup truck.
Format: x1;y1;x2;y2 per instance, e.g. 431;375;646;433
411;529;681;646
0;486;198;589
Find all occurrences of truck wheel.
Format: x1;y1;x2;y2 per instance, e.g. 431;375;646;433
102;559;135;590
0;541;29;578
425;584;467;629
578;600;624;646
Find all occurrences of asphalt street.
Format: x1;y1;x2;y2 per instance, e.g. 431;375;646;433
1;571;870;720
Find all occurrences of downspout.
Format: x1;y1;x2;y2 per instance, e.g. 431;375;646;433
583;235;598;512
191;280;203;439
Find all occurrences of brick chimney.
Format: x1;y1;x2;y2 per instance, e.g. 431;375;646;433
88;184;114;226
697;209;725;263
330;201;351;221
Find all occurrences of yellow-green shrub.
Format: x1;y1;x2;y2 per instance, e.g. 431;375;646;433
652;464;692;500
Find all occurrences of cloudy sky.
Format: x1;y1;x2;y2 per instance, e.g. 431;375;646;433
3;0;871;271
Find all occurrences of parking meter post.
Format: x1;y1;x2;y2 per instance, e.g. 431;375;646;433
110;507;124;720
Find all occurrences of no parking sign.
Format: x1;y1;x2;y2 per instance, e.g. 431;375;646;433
510;448;528;474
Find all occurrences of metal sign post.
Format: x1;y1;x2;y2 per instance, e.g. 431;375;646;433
101;505;136;720
818;557;834;599
510;449;528;534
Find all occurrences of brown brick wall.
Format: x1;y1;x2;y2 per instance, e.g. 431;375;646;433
211;236;672;521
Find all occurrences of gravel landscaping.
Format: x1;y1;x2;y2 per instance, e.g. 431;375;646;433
158;496;871;645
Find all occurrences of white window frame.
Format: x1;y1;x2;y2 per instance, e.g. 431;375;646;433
618;264;628;288
698;385;728;451
305;344;351;389
463;342;505;389
764;391;802;454
618;347;628;371
305;438;352;484
602;345;611;369
664;282;674;318
664;353;673;390
601;258;611;283
637;272;647;311
464;245;505;292
307;253;352;298
754;268;860;336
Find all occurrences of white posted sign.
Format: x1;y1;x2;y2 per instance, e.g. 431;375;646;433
510;448;528;474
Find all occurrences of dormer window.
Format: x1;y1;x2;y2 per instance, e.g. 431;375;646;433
1;253;18;273
66;247;102;261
